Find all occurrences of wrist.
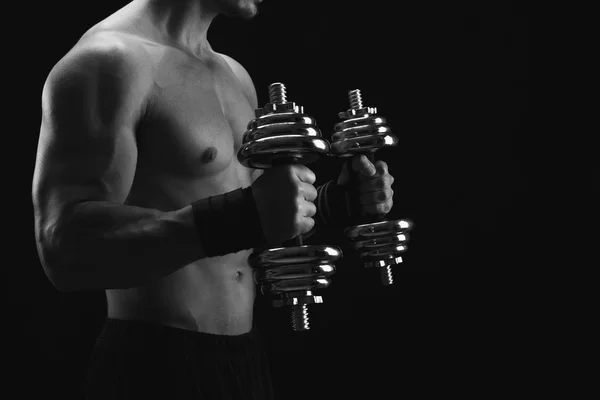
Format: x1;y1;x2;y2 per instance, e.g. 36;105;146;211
315;180;353;228
191;187;268;257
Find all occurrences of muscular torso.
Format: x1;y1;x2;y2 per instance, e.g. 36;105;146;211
81;15;259;335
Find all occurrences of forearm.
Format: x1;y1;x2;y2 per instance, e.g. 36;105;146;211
48;201;202;291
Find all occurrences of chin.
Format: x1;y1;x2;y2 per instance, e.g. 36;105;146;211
236;8;259;20
223;0;260;20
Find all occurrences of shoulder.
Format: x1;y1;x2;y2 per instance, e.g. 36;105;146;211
216;52;258;108
44;31;154;101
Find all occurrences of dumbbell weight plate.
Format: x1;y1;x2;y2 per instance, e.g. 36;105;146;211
238;135;331;168
248;244;342;267
330;130;398;156
254;262;335;283
333;115;387;132
344;219;412;240
352;232;410;251
242;124;321;143
247;112;318;131
260;277;332;294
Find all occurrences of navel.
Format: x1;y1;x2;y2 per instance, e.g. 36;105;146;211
235;271;244;282
200;146;218;164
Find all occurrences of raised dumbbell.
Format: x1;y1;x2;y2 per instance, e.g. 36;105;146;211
237;82;343;331
330;89;413;285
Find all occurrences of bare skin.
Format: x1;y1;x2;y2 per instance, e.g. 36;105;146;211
33;0;283;335
33;0;396;340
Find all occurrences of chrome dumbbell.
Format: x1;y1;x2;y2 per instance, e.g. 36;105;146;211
238;82;343;331
330;89;413;285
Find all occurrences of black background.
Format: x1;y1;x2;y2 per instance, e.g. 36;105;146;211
9;0;529;398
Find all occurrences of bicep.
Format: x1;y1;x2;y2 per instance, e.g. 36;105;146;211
33;49;147;228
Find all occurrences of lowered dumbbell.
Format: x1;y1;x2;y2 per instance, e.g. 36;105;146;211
330;89;413;285
237;82;343;331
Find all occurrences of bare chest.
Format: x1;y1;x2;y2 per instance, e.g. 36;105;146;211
136;52;255;183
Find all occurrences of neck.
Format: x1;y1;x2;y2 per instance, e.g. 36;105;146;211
137;0;218;56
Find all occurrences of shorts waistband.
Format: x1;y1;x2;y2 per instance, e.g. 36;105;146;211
96;318;260;353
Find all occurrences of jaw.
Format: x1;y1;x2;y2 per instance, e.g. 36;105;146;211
215;0;261;20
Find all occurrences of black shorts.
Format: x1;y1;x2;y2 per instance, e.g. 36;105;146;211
85;318;275;400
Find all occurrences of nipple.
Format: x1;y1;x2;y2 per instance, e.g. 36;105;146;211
200;147;218;164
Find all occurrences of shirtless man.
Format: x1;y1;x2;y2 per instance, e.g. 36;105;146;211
32;0;395;398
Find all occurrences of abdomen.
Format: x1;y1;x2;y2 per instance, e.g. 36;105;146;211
106;249;256;335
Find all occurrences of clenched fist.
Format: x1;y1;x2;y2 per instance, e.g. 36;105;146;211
337;154;395;216
251;165;317;245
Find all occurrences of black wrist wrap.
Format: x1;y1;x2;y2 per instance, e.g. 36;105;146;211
191;187;267;257
315;180;354;228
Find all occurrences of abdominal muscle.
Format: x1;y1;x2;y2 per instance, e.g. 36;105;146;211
106;251;257;335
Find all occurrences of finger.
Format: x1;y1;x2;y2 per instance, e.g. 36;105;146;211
359;174;394;192
379;162;394;187
352;154;377;177
362;200;393;215
293;165;317;185
300;216;315;235
360;188;394;205
374;160;388;175
300;182;318;202
303;201;317;218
